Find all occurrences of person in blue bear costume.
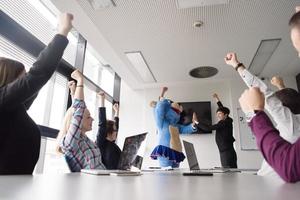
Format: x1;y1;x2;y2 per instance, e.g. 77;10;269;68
150;87;197;168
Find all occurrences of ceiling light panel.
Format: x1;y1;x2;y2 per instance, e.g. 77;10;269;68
177;0;229;9
248;39;281;76
125;51;156;83
88;0;115;10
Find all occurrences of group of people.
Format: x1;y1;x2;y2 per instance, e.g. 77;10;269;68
0;13;122;174
1;7;300;184
149;7;300;183
149;86;237;169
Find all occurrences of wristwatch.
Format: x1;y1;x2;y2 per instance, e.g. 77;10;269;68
235;63;244;71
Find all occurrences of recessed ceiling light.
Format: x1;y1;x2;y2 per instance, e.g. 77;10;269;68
193;21;204;28
189;66;218;78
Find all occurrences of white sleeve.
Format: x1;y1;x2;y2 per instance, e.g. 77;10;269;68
239;69;269;94
265;94;296;142
239;69;296;142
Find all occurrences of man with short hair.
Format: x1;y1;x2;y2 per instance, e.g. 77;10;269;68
193;93;237;168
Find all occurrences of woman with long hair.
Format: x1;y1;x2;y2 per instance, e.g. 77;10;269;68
0;13;73;174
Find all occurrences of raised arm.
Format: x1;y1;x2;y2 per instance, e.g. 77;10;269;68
113;103;119;131
96;92;107;147
213;93;224;108
68;80;76;102
0;13;73;110
192;112;226;131
226;53;298;142
239;87;300;182
159;87;168;101
177;123;197;134
61;70;86;150
224;52;269;95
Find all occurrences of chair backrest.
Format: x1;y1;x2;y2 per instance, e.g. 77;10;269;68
64;155;81;172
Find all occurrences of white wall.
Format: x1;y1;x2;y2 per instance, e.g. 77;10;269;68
118;75;298;169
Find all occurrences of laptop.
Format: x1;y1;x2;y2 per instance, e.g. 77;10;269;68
118;132;147;170
81;132;147;175
182;140;228;175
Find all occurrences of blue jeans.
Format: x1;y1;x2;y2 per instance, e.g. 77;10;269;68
158;156;179;168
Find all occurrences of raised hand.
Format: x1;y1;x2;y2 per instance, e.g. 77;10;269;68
71;69;84;100
68;80;76;96
162;87;168;93
97;92;105;107
159;86;168;100
113;103;119;117
224;52;240;68
113;103;119;113
57;13;73;37
71;69;83;83
212;93;219;99
239;87;265;113
192;112;199;124
97;92;105;99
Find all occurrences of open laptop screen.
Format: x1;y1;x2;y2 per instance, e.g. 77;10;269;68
183;140;200;170
118;133;147;170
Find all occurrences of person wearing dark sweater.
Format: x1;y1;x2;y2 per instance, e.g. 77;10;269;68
96;92;121;169
193;93;237;168
0;13;73;174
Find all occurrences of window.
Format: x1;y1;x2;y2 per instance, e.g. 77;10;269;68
105;99;113;120
100;67;115;96
1;0;78;66
48;73;69;129
0;0;120;174
83;44;115;96
0;35;35;70
83;48;102;85
27;82;50;125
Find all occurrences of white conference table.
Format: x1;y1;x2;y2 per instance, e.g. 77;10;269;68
0;171;300;200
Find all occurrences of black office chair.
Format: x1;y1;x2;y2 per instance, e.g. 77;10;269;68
64;155;81;172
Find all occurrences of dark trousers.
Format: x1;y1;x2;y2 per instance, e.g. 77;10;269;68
220;148;237;168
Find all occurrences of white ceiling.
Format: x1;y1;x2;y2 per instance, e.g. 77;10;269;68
50;0;300;89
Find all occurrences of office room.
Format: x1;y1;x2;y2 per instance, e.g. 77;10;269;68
1;0;300;199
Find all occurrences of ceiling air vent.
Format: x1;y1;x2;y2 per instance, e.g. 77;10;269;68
177;0;229;9
189;66;218;78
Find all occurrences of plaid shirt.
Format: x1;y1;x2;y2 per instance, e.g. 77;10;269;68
60;99;106;170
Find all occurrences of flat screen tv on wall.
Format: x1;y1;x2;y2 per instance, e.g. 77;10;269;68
179;101;212;134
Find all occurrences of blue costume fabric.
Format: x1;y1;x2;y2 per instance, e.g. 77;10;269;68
150;99;196;167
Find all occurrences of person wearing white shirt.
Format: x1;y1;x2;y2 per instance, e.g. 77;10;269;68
224;52;300;179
